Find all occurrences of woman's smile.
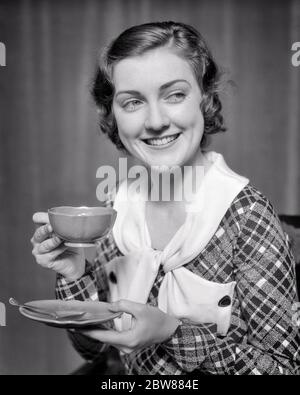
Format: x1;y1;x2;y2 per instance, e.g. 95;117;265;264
141;132;181;148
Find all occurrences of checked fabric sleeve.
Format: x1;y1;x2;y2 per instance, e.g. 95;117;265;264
124;193;300;375
55;257;112;361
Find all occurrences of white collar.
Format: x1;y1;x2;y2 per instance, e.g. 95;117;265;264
112;151;249;262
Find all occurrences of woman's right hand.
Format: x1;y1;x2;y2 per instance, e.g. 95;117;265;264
31;212;86;282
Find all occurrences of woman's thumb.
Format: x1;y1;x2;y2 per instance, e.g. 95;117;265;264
108;299;139;316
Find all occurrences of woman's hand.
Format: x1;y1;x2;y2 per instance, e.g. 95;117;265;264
81;300;181;354
31;212;86;281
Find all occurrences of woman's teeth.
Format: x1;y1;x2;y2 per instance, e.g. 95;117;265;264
144;133;180;146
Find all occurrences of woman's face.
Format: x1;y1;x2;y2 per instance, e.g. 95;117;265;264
112;47;204;169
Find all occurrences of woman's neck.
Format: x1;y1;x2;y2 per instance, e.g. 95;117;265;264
145;147;210;205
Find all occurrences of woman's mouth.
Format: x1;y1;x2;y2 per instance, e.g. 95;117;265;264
142;133;181;147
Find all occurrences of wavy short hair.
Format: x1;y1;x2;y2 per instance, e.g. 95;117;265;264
91;21;226;151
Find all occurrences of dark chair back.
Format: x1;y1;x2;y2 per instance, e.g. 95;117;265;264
279;215;300;299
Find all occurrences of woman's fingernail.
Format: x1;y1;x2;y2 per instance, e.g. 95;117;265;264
47;224;52;232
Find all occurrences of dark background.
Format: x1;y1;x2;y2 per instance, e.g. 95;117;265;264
0;0;299;374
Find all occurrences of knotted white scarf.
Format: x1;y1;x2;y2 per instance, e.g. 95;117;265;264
105;151;249;336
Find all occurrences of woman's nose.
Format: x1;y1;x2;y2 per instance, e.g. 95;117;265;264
144;104;170;132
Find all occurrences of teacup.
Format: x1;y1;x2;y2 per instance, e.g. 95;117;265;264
48;206;117;247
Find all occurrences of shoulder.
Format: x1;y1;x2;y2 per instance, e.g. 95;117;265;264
231;183;278;217
223;183;283;235
235;183;279;219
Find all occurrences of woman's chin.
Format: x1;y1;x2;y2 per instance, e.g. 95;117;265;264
137;144;187;169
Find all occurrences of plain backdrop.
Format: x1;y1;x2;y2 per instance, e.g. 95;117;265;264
0;0;299;374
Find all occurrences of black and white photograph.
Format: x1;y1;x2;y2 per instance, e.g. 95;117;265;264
0;0;299;377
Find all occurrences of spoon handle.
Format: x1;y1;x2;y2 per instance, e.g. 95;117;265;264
9;298;58;319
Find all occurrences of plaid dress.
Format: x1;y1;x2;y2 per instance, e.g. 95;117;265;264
56;184;300;375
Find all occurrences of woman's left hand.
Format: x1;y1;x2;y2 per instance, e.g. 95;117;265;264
81;299;181;354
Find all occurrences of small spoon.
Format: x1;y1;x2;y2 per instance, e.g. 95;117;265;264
9;297;86;320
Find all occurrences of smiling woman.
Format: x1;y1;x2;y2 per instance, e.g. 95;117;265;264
111;49;204;169
31;21;300;375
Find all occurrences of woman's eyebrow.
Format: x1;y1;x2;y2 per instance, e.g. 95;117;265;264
115;79;191;98
115;89;141;98
159;79;191;90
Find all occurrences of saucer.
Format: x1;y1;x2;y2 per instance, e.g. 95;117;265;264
19;300;122;329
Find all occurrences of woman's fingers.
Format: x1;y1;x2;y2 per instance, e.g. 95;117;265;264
81;301;156;353
31;224;53;245
81;328;132;346
31;211;86;280
81;329;140;354
36;235;63;254
34;245;68;269
73;328;132;354
32;212;49;225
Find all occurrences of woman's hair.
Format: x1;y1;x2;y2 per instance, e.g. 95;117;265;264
91;21;226;150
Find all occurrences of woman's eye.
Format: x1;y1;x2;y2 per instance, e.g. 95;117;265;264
166;92;186;103
123;100;142;112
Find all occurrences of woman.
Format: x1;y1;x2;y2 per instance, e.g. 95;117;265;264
31;21;299;375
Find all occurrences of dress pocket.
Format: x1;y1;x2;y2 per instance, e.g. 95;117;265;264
158;267;236;336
